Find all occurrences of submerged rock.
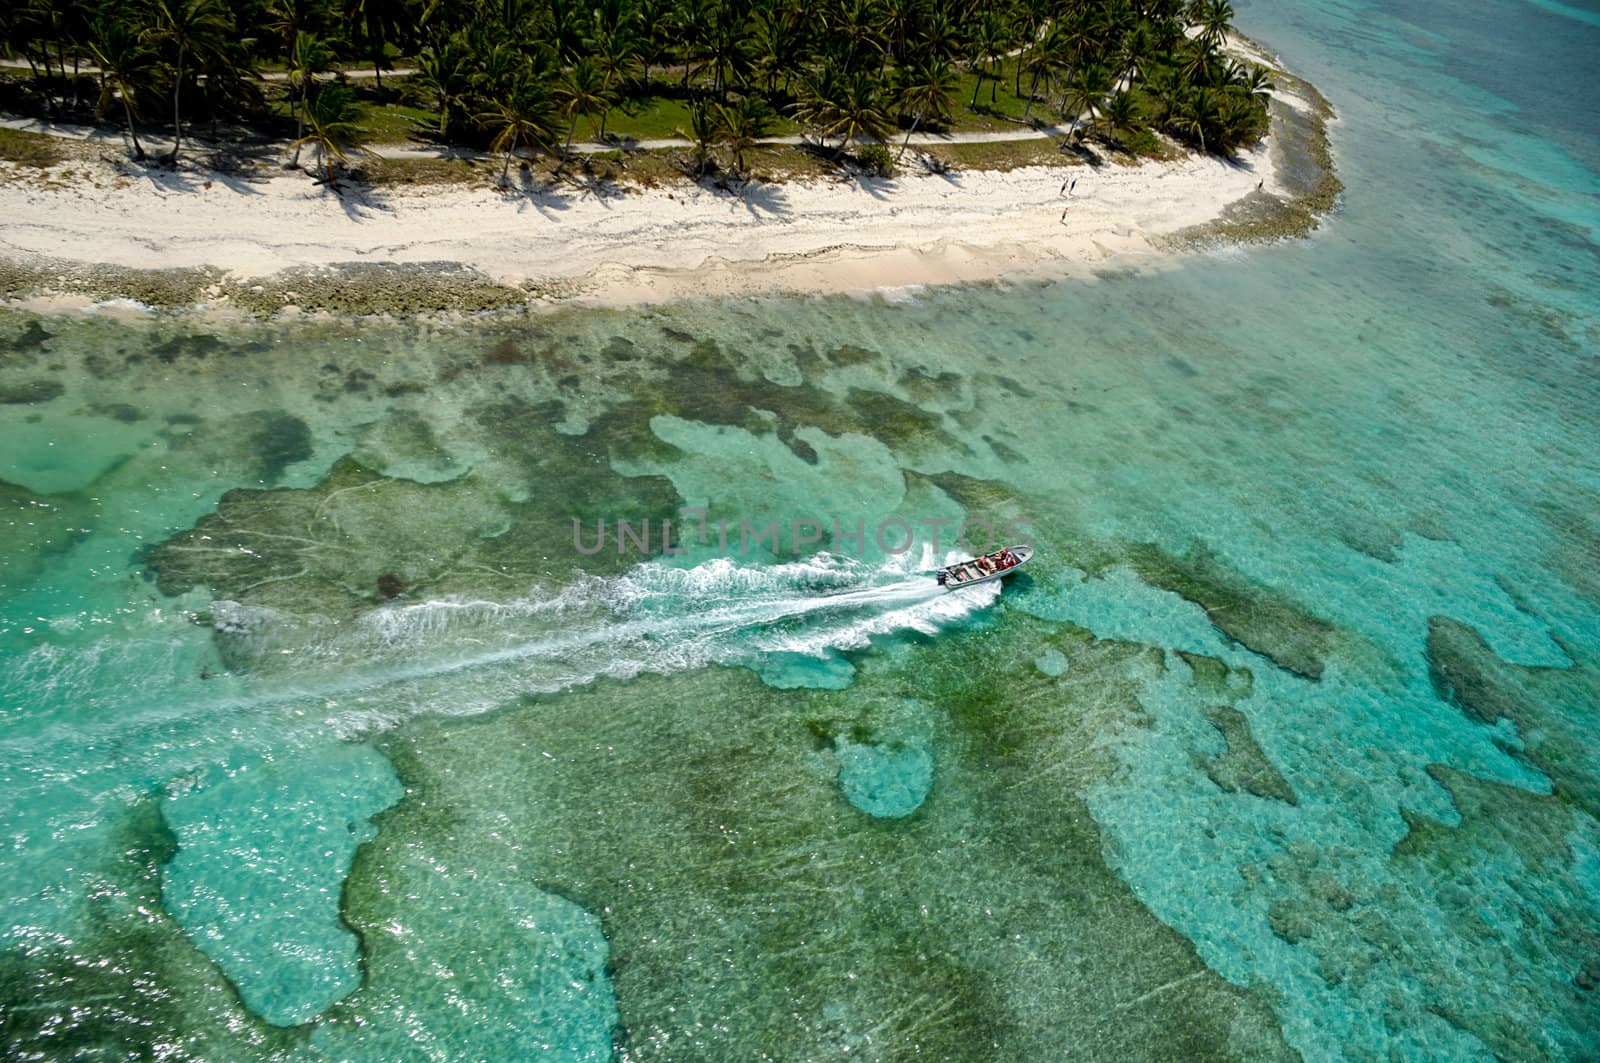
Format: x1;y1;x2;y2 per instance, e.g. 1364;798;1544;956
239;410;313;482
0;801;309;1059
1123;542;1337;681
1426;615;1599;818
0;378;64;404
1194;704;1298;805
334;627;1296;1060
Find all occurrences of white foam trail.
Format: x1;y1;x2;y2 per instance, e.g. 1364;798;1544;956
0;553;1003;750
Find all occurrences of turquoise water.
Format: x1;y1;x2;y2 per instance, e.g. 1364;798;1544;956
2;0;1598;1058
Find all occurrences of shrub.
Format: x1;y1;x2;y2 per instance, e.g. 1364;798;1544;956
1120;127;1166;157
856;142;894;177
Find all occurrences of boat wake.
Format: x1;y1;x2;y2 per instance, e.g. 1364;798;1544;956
1;551;1000;751
223;551;999;734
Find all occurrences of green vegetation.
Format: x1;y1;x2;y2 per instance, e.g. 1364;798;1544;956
925;136;1074;171
3;0;1272;180
0;125;64;165
291;80;371;182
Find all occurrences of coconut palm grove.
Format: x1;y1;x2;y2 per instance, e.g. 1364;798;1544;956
3;0;1269;177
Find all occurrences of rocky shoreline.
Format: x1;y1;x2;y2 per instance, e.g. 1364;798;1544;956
1167;64;1342;248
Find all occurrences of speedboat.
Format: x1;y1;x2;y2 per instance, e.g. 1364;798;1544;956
935;544;1033;589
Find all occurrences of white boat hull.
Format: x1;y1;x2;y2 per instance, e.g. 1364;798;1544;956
936;544;1033;589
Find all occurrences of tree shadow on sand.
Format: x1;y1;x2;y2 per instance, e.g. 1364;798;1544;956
305;164;397;220
113;147;273;197
1215;147;1262;173
837;171;896;201
328;179;396;221
731;179;789;219
503;167;576;220
906;152;963;187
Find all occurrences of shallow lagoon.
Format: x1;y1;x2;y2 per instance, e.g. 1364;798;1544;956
2;0;1598;1058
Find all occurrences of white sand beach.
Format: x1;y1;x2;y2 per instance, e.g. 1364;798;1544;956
0;26;1328;312
0;141;1275;309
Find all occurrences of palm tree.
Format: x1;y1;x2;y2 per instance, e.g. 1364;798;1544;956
471;41;529;111
1152;7;1186;61
87;14;153;160
1197;0;1234;48
831;71;892;153
582;0;633;47
670;0;712;91
1243;64;1274;107
979;11;1011;106
416;33;474;139
56;0;95;111
143;0;234;163
1115;22;1151;93
703;4;752;99
915;9;960;65
1;4;30;76
266;0;332;59
557;57;614;158
1215;88;1259;150
290;81;369;184
344;0;403;95
18;0;77;112
792;59;841;138
1172;85;1216;152
673;98;717;176
749;5;802;94
288;31;334;166
0;0;1232;183
1019;23;1063;121
1010;3;1048;95
829;0;883;73
1095;89;1139;148
479;77;558;185
795;66;890;153
712;94;772;177
542;0;586;60
1180;38;1220;87
1055;13;1098;92
1142;64;1181;123
591;24;642;103
892;57;956;160
1060;65;1108;141
634;0;675;76
967;12;1006;109
877;0;913;66
196;37;260;139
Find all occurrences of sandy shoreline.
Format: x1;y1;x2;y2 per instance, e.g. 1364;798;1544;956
0;60;1335;314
